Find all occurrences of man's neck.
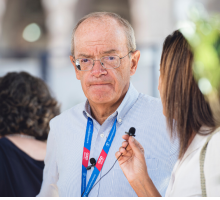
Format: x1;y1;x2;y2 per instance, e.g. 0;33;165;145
89;88;128;125
90;103;118;125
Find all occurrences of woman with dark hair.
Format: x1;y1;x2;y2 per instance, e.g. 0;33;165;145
0;72;60;197
115;30;220;196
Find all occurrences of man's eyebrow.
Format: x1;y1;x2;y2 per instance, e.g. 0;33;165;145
102;49;118;54
77;49;118;58
77;53;92;58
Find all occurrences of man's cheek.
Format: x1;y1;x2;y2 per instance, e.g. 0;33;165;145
75;71;81;80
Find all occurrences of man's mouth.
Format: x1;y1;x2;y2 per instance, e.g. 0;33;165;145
89;83;112;89
90;83;110;86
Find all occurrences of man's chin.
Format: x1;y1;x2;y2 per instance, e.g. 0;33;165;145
85;85;116;103
91;96;114;104
88;92;115;104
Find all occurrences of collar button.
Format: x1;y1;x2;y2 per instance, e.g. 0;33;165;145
100;133;104;138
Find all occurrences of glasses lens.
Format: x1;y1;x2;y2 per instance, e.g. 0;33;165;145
101;56;120;69
76;58;93;71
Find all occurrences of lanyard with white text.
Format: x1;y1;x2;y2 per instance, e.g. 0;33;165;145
81;117;117;197
81;117;93;196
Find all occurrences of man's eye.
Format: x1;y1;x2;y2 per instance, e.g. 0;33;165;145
107;56;115;61
81;59;89;63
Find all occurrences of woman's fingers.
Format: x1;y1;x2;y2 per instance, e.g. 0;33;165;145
115;151;121;159
122;141;128;148
119;146;127;155
122;134;129;141
128;136;145;156
115;145;133;160
115;135;139;162
121;135;143;153
115;150;127;162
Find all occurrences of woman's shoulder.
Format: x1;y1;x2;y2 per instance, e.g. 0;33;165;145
0;137;18;167
204;127;220;196
207;127;220;151
0;136;46;161
0;137;14;151
205;127;220;160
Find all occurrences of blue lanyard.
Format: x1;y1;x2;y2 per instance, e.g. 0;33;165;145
81;118;93;195
81;117;117;197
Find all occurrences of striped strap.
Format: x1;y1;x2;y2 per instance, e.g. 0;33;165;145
199;127;220;197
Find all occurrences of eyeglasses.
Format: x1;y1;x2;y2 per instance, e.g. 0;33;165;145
73;51;132;71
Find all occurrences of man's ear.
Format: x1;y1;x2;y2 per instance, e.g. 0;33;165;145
130;50;140;76
69;56;80;80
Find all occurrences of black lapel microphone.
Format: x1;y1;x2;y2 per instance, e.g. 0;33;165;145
86;158;96;170
125;127;136;137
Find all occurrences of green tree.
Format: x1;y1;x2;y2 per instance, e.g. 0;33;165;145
181;11;220;125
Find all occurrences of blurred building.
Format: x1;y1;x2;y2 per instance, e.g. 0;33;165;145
0;0;219;111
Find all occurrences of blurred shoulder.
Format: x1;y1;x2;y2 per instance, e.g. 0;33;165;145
0;137;9;149
205;127;220;164
0;138;11;161
207;128;220;151
138;93;162;104
135;93;163;112
49;101;86;127
205;127;220;196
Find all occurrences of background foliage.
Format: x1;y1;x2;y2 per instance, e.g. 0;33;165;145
181;8;220;125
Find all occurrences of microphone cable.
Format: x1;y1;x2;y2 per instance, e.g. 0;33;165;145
82;143;128;197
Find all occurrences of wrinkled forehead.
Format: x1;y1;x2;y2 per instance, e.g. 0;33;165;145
74;17;128;55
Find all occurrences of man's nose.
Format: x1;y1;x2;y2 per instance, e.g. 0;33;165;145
91;60;107;77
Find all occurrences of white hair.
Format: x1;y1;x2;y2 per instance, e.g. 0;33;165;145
71;12;136;56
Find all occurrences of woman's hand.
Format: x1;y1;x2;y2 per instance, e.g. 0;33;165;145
115;135;161;197
115;135;148;184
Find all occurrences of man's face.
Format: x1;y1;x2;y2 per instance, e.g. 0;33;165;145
70;17;140;105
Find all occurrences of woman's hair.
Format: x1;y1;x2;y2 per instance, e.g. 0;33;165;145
160;30;216;158
0;72;60;141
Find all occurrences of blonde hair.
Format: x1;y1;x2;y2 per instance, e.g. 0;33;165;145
71;12;136;55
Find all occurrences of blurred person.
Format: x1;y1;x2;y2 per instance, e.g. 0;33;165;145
38;12;179;197
0;72;60;197
116;30;220;197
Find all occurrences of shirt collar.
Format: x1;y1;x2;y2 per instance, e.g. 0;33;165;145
83;82;139;124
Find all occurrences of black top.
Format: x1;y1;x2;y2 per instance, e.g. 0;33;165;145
0;137;44;197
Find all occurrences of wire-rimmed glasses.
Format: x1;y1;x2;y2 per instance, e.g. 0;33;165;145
73;51;132;71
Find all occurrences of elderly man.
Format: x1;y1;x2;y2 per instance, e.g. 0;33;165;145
38;12;178;197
